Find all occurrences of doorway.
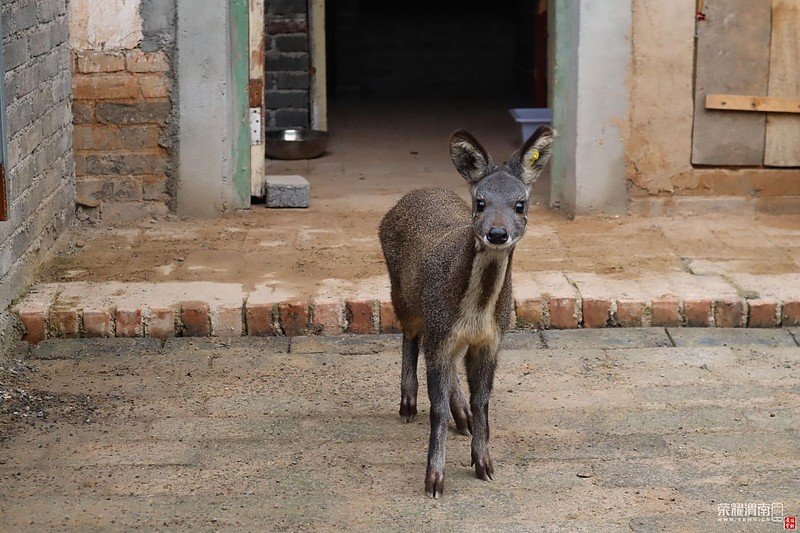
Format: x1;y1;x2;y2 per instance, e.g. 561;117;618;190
312;0;550;201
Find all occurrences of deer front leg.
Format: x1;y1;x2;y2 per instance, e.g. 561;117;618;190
399;334;419;422
449;372;472;435
424;356;451;499
466;344;498;481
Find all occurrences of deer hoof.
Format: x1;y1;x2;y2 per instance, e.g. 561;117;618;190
472;451;494;482
399;399;417;422
425;467;445;499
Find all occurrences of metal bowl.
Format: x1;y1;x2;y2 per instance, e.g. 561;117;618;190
265;128;330;160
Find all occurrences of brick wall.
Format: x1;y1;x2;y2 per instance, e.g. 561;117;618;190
72;49;172;222
265;0;310;128
0;0;75;351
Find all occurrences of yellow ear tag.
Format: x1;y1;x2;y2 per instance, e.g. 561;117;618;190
530;149;540;164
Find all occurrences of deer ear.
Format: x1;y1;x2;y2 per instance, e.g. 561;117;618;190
449;130;491;184
514;125;556;187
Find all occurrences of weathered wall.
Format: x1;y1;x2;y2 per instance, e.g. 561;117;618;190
69;0;177;223
626;0;800;214
1;0;75;352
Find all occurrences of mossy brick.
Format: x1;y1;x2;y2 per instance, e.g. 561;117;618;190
265;175;309;208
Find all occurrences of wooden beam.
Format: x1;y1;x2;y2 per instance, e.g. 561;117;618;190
249;0;266;197
705;94;800;114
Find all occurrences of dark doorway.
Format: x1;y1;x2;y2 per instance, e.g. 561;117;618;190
325;0;547;105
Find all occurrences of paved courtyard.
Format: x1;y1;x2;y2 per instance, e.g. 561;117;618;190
1;328;799;531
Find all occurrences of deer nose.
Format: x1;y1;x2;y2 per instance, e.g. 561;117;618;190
487;227;509;245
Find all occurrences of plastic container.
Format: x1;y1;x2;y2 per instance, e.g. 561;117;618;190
509;108;552;142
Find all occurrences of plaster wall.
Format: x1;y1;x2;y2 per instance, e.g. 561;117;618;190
626;0;800;211
69;0;143;50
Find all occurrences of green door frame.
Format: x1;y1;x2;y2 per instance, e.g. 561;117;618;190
231;0;252;207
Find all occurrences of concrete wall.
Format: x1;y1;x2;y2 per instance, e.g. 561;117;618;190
1;0;75;353
69;0;177;223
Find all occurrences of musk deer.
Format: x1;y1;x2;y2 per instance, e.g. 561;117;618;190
378;126;555;498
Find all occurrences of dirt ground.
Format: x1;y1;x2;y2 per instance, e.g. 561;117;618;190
36;97;800;296
39;204;800;298
1;330;798;531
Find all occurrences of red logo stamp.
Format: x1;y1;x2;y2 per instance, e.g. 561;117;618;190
785;516;797;530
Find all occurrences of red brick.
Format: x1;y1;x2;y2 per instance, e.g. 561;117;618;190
215;306;244;337
651;297;681;327
549;297;578;329
583;298;612;328
125;50;170;73
714;298;744;328
83;308;113;338
245;303;277;336
347;300;375;334
379;301;401;334
147;307;175;339
19;307;47;344
138;73;171;98
747;299;779;328
516;298;545;329
684;299;712;327
75;51;126;73
616;300;646;327
73;73;140;100
781;300;800;327
181;301;210;337
280;301;309;336
311;300;343;335
116;308;143;337
50;307;79;338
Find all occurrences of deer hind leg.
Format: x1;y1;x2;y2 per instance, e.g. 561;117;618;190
399;333;419;422
466;343;498;482
449;370;472;435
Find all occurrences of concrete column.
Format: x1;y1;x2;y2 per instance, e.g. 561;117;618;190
176;0;250;217
550;0;631;216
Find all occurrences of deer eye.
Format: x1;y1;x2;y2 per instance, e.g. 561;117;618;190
475;199;486;212
515;200;526;214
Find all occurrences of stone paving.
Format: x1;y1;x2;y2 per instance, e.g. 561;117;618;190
1;329;798;531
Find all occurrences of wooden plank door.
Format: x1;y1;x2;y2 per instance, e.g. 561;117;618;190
765;0;800;167
691;0;772;166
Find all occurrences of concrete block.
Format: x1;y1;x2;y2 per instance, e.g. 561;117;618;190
265;175;309;208
666;327;797;348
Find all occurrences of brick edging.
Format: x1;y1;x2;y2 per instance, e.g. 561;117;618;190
17;293;800;344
